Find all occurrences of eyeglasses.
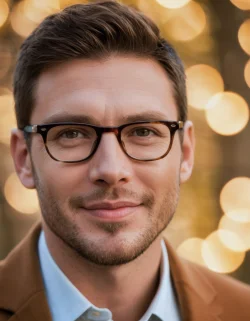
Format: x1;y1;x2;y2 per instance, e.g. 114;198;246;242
23;120;184;163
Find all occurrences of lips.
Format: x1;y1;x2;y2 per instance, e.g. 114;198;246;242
82;201;141;220
84;201;141;210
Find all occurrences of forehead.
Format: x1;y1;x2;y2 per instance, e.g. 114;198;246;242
32;56;178;125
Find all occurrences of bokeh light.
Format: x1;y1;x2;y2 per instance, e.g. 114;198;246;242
177;237;205;266
156;0;191;9
219;215;250;251
238;19;250;55
10;1;39;38
225;208;250;223
0;1;9;28
218;226;246;252
60;0;89;8
220;177;250;221
230;0;250;10
0;94;16;145
205;92;249;135
244;59;250;88
163;1;206;42
23;0;60;24
137;0;171;25
186;64;224;110
225;209;250;223
202;230;245;273
4;173;39;215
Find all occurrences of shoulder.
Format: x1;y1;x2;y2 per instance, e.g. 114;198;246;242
166;239;250;298
166;238;250;320
0;223;43;320
183;258;250;293
182;259;250;313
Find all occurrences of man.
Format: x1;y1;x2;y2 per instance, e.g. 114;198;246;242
1;1;250;320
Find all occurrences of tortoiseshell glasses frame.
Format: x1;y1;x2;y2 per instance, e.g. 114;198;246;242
23;120;184;163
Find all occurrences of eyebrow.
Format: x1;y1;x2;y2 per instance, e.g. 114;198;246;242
42;113;100;125
123;112;171;123
41;111;171;126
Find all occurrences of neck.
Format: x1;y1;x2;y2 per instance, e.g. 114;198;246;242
43;224;163;321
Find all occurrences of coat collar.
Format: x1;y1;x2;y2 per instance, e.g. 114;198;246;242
0;223;221;321
167;242;222;321
0;223;51;321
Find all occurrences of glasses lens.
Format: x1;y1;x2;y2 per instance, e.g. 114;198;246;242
46;125;97;162
122;123;171;160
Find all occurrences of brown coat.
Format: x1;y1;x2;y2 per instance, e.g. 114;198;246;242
0;223;250;321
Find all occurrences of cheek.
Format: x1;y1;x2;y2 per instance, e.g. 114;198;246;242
136;156;180;197
32;145;90;197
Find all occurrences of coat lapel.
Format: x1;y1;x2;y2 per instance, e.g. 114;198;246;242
165;239;222;321
8;293;51;321
0;223;52;321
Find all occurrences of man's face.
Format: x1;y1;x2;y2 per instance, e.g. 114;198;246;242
12;56;194;265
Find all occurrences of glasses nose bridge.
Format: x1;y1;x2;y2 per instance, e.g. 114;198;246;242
101;127;119;135
98;126;121;143
95;126;123;155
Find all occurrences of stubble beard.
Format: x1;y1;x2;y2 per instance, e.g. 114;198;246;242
34;172;180;266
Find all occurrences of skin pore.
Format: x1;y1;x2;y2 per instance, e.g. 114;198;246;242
11;56;194;321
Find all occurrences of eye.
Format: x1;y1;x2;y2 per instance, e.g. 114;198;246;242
132;128;156;137
61;130;84;139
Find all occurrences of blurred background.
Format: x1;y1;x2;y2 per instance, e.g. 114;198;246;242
0;0;250;282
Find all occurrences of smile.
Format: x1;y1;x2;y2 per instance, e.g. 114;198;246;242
82;202;142;220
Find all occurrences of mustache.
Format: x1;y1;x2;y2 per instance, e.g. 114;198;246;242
69;187;154;209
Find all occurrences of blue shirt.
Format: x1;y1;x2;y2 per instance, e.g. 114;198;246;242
38;231;181;321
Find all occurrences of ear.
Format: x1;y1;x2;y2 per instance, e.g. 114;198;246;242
10;129;35;189
180;120;195;183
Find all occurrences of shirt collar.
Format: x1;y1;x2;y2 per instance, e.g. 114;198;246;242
38;232;180;321
139;240;181;321
38;231;93;321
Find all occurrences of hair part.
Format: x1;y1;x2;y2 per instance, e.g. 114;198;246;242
13;0;187;130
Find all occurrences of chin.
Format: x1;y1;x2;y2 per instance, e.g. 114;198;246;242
62;225;161;266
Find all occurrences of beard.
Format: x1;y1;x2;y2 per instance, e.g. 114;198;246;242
34;170;180;266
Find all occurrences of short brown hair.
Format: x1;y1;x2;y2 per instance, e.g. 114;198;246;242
13;0;187;129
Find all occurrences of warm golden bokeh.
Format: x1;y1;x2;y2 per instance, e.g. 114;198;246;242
225;209;250;223
177;237;205;266
218;226;246;253
10;1;38;37
202;230;245;273
219;215;250;251
155;0;191;9
0;94;16;145
137;0;171;24
186;64;224;110
238;19;250;55
162;1;206;42
244;59;250;88
4;173;39;215
205;92;249;135
60;0;89;8
220;177;250;221
0;0;9;28
230;0;250;10
23;0;60;24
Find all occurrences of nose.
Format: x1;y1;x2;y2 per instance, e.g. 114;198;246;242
88;133;132;187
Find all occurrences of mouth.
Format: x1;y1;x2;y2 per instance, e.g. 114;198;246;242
82;201;142;220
